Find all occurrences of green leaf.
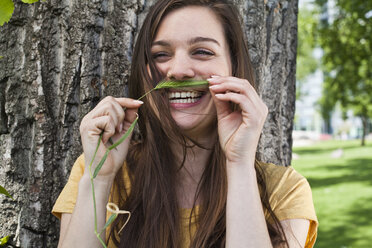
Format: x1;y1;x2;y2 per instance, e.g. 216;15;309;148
0;56;3;59
102;214;117;231
0;0;14;26
93;151;109;179
108;115;138;150
21;0;39;3
0;185;13;200
155;80;209;89
93;115;139;179
93;115;138;179
137;80;209;101
0;236;10;245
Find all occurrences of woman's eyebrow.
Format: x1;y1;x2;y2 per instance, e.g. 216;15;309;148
188;36;220;46
152;40;171;47
152;37;220;47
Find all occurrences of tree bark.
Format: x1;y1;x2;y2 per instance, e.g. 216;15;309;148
0;0;298;247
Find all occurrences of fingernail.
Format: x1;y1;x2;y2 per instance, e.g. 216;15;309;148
209;85;219;89
134;100;144;104
211;75;220;78
119;123;123;133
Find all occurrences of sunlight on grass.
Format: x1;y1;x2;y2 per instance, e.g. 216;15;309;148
292;140;372;248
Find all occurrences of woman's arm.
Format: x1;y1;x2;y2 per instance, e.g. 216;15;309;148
57;96;142;247
58;175;113;248
226;163;310;248
280;219;310;247
209;76;310;247
226;160;273;247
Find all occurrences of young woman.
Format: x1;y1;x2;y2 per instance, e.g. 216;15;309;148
53;0;318;247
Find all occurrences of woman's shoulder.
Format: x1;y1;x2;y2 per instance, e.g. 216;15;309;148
256;160;311;202
256;160;305;187
257;160;317;222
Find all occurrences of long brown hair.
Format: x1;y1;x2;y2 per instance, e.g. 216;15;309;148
109;0;288;247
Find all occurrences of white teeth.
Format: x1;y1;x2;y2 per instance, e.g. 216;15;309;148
169;91;203;100
169;90;203;104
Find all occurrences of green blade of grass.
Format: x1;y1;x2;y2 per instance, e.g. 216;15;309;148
0;185;13;200
93;115;138;179
93;151;109;179
137;80;208;101
108;115;138;151
101;214;117;233
155;80;209;89
0;236;10;245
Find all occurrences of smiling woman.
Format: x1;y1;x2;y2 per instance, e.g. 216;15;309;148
52;0;318;248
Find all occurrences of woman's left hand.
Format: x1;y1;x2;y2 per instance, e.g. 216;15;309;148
208;76;268;164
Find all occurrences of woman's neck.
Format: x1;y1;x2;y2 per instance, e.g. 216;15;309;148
173;132;217;208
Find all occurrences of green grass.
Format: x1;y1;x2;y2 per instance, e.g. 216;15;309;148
292;140;372;248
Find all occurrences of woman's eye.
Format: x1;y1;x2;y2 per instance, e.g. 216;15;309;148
193;49;214;56
152;52;170;62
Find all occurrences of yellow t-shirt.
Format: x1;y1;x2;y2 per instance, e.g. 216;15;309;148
52;154;318;247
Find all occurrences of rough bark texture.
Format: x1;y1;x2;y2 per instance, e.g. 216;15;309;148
0;0;298;247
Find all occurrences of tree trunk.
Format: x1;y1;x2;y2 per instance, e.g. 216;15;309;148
361;115;368;146
0;0;298;247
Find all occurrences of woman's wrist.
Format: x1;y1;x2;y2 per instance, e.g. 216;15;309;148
80;171;115;194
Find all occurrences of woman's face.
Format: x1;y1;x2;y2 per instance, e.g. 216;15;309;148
151;6;232;137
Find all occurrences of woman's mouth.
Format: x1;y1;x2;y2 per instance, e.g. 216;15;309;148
168;90;206;104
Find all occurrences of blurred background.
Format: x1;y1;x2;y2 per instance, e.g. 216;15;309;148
294;0;372;247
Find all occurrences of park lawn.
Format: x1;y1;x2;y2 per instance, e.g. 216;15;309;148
292;139;372;248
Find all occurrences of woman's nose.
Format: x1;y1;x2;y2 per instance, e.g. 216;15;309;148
167;52;195;80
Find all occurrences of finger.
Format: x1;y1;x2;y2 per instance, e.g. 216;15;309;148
89;115;117;144
114;98;144;109
214;91;268;123
92;97;142;131
209;77;267;120
91;104;120;131
210;88;232;120
208;75;251;85
122;108;139;131
108;100;126;131
214;92;250;111
209;82;248;97
208;76;260;102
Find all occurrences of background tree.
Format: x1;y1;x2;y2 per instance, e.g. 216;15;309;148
316;0;372;145
0;0;299;247
296;4;318;100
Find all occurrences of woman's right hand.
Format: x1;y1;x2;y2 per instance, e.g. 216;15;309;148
80;96;143;179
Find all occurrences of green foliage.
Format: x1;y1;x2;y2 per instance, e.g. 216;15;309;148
0;236;10;246
0;185;13;200
293;140;372;247
297;6;318;82
316;0;372;138
21;0;39;3
296;5;319;99
0;0;40;26
0;0;14;26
